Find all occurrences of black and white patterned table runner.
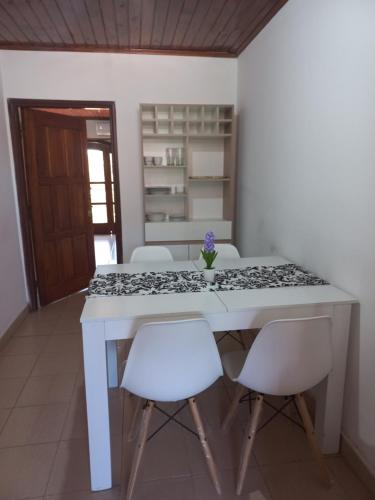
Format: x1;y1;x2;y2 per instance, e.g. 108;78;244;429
88;264;329;297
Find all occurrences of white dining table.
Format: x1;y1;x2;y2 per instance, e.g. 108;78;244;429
80;256;356;491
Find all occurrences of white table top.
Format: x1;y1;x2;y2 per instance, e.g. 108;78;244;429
82;256;357;322
216;285;356;311
81;291;226;322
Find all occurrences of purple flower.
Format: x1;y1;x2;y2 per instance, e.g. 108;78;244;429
201;231;218;269
203;231;215;252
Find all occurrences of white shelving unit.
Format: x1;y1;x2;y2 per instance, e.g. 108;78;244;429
141;104;236;253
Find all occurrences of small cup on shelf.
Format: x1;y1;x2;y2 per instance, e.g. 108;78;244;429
144;156;153;166
153;156;163;166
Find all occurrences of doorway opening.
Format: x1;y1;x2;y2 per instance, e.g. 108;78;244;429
87;140;117;265
8;99;123;309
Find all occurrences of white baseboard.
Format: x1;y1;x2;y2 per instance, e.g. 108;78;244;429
341;434;375;497
0;306;29;351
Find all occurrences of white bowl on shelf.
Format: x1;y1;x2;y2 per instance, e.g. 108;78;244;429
146;212;166;222
146;186;171;195
169;215;186;222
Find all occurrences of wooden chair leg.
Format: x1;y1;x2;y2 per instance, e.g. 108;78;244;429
120;390;132;499
188;397;222;495
222;384;246;432
127;396;144;441
125;400;154;500
295;393;333;487
237;394;263;495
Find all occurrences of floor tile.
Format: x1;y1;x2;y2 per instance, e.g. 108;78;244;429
0;377;26;408
53;316;82;336
1;335;48;356
0;442;57;499
136;422;191;482
46;439;91;495
43;335;82;355
0;403;69;447
61;395;87;440
0;409;10;433
0;354;37;378
31;351;82;376
134;476;196;500
17;373;77;407
253;410;313;465
327;456;374;500
13;314;56;337
261;460;352;500
192;467;272;500
44;489;120;499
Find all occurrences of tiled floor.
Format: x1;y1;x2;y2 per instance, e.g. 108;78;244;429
0;293;373;500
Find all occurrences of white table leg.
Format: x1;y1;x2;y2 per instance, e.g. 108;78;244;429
82;322;112;491
106;340;118;388
314;304;352;453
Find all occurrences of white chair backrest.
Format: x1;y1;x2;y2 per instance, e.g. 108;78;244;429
199;243;240;260
121;319;223;402
238;316;332;396
130;246;173;263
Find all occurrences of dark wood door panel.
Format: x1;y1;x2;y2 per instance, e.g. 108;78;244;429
22;108;95;306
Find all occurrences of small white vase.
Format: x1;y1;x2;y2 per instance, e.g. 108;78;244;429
203;268;215;283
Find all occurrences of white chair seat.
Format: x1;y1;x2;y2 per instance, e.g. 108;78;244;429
222;350;248;382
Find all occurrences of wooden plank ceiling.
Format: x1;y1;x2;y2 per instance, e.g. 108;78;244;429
0;0;287;57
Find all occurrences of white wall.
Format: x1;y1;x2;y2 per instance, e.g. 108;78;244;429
0;64;28;336
0;51;237;262
237;0;375;474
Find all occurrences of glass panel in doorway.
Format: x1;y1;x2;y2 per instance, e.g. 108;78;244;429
94;234;117;265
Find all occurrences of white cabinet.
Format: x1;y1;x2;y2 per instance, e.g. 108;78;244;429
145;220;232;242
141;104;236;246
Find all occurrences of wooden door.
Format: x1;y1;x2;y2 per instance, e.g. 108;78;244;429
22;109;95;306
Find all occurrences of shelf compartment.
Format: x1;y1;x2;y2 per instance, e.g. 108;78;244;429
203;121;218;135
188;122;202;135
218;106;233;120
219;122;232;135
187;105;202;121
172;121;186;135
156;104;171;121
203;105;218;121
141;105;156;121
142;122;157;135
157;120;172;135
172;105;187;121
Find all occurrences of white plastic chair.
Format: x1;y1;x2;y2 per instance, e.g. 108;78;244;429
199;243;240;260
120;318;223;499
130;245;173;262
221;316;333;495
